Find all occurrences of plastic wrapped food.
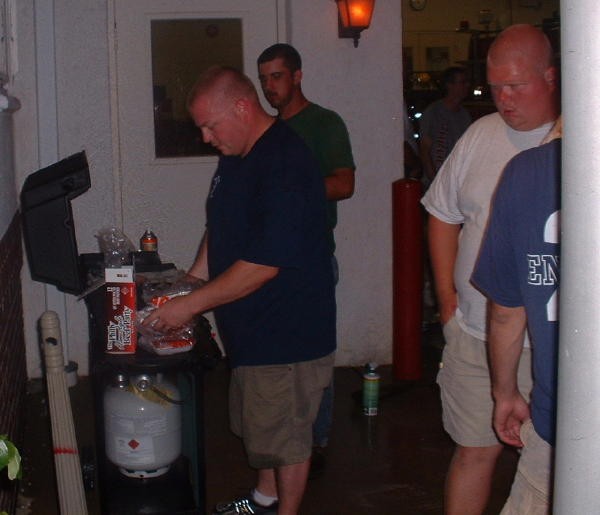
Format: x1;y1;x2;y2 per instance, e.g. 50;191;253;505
136;281;201;355
137;305;196;355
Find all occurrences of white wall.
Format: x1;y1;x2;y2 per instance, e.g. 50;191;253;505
13;0;403;377
285;1;404;366
14;0;116;377
12;0;43;378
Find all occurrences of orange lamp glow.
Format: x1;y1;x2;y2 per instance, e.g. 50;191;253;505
336;0;375;47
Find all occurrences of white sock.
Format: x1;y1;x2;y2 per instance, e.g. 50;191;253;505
252;488;278;507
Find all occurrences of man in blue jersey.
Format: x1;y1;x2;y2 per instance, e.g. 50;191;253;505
421;25;559;514
472;119;561;513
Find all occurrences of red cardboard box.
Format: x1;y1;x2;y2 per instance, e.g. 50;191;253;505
105;266;137;354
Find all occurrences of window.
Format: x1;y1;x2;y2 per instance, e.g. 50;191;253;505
151;18;243;158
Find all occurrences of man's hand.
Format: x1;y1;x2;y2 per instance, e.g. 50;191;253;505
493;393;530;447
142;295;195;333
487;302;528;447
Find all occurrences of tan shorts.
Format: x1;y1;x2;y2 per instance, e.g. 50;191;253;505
437;317;533;447
229;352;334;469
501;419;553;515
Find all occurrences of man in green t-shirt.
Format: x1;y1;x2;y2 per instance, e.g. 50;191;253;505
257;43;356;474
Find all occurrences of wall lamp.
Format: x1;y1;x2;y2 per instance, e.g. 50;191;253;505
336;0;375;48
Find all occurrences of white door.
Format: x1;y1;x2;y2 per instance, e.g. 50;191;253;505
110;0;284;269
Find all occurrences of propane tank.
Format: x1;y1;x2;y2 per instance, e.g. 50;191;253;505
104;372;182;478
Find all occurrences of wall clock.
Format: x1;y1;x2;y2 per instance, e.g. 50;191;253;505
409;0;427;11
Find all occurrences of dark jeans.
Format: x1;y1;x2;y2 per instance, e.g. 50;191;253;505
312;255;338;448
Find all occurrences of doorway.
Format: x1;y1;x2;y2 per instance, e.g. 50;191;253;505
110;0;285;269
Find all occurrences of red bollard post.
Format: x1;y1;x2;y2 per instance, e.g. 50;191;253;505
392;178;424;380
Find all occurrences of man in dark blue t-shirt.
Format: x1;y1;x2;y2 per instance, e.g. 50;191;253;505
472;126;561;513
144;66;335;515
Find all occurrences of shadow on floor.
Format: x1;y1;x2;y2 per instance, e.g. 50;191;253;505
16;324;519;514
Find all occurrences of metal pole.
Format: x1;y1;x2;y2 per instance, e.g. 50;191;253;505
35;0;70;366
555;2;600;511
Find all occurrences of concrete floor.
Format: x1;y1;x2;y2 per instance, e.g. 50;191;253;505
16;324;520;514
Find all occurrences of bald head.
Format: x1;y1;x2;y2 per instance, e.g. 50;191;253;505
488;24;554;74
487;24;559;131
187;66;259;112
187;66;274;157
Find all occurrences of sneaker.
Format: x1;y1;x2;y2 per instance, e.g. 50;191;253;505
213;496;278;514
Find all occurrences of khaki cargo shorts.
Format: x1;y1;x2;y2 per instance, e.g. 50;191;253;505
501;419;553;514
437;316;533;447
229;352;334;469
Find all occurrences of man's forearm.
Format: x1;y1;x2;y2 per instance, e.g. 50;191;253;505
186;259;279;314
488;302;527;399
428;215;460;321
324;168;354;200
143;259;279;332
